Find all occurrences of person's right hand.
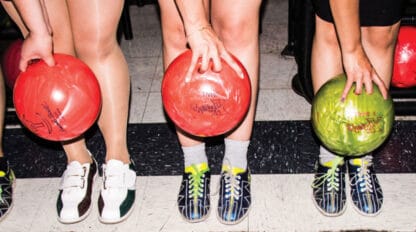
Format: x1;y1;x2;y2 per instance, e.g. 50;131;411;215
341;46;388;101
19;32;55;71
184;24;244;82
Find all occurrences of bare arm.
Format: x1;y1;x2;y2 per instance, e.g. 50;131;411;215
174;0;243;80
329;0;388;100
12;0;54;71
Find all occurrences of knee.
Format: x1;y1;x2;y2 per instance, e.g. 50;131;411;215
314;22;339;50
74;33;117;61
162;23;187;51
362;26;398;51
214;18;257;50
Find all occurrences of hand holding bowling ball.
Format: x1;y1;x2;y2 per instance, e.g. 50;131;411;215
13;53;102;141
311;74;394;156
161;50;251;137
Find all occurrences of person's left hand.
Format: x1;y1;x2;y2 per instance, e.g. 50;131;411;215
341;47;388;100
184;25;244;82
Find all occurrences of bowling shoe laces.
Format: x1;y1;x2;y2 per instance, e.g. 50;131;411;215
311;156;347;216
0;157;15;221
57;152;97;224
348;157;383;216
217;165;251;225
98;159;136;224
177;163;211;222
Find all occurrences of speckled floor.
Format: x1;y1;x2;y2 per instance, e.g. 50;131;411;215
1;1;416;231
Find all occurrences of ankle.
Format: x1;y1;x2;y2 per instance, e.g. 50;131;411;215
67;150;93;164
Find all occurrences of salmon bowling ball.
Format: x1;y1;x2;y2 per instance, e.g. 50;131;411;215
392;26;416;88
311;74;394;156
161;50;251;137
1;39;23;89
13;53;102;141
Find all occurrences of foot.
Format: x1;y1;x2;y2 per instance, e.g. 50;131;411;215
348;158;383;216
0;157;15;221
57;154;97;224
98;159;136;224
217;165;251;225
177;163;211;223
311;156;347;216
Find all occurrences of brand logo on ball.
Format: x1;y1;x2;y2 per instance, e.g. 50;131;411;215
345;112;383;134
192;92;226;116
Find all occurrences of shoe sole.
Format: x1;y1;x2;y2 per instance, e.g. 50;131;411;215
216;199;252;225
57;204;93;224
350;201;383;217
57;169;98;224
98;199;136;224
311;192;347;217
178;205;211;223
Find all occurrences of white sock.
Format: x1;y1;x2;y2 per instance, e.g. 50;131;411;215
319;146;342;166
349;154;373;165
223;139;249;170
182;143;208;167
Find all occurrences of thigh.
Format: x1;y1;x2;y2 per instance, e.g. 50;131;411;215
43;0;74;54
1;0;29;37
158;0;186;44
66;0;123;52
158;0;210;44
210;0;262;30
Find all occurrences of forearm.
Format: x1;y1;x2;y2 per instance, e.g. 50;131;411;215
12;0;51;36
329;0;361;53
174;0;210;36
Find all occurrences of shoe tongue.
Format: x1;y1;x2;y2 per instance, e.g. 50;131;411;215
185;163;208;175
221;165;245;175
349;158;369;166
322;156;344;168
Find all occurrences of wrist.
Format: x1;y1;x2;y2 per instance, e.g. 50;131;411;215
185;24;211;38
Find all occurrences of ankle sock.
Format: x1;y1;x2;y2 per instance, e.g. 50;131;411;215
223;139;249;170
349;154;373;166
182;143;208;167
319;146;344;167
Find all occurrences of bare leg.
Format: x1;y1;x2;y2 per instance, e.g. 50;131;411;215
211;0;261;141
0;0;29;37
361;22;401;88
42;0;92;164
0;70;4;158
311;16;343;93
158;0;209;147
0;0;28;158
67;0;130;163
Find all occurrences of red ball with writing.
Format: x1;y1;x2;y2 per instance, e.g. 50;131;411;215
161;50;251;137
13;54;102;141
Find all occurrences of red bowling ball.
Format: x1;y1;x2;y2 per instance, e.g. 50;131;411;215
13;53;102;141
161;50;251;137
392;26;416;88
1;39;23;89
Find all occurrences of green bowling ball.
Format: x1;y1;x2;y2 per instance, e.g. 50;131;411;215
311;74;394;156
